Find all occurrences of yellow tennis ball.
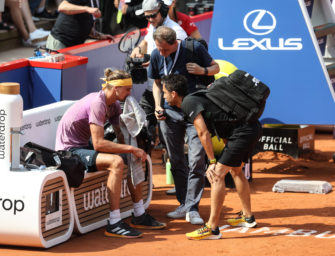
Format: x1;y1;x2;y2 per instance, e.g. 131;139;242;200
214;59;238;80
211;136;225;156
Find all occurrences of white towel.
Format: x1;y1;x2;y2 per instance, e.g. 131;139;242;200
120;96;147;186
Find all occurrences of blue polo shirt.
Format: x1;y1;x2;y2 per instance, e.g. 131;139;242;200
148;39;213;94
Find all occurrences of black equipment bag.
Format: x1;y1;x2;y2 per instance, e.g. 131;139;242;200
205;69;270;123
185;37;215;89
20;142;86;188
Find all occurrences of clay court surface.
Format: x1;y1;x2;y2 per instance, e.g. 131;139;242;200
0;133;335;256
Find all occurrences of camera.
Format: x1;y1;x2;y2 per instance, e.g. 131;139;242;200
125;54;150;84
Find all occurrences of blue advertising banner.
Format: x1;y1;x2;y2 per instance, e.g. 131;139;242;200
209;0;335;124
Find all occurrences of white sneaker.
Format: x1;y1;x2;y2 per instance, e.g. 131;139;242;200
186;211;204;225
37;28;50;33
29;29;50;42
166;206;186;219
32;16;40;22
22;38;46;48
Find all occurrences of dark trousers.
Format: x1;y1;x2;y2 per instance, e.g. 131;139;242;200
159;108;206;212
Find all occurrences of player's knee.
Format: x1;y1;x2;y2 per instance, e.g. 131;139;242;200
229;165;243;177
108;155;124;175
214;163;229;179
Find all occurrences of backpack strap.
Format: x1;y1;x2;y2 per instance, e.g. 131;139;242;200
185;37;194;63
190;90;223;140
184;37;214;89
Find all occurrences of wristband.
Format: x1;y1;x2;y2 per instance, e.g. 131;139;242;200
209;158;216;164
204;67;208;75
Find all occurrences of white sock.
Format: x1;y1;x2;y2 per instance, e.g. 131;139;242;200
109;209;121;225
133;199;145;217
37;7;45;13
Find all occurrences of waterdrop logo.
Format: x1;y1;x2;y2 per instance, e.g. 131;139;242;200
243;10;276;36
0;109;6;160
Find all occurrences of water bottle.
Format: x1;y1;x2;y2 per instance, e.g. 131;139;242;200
166;158;174;185
0;83;23;171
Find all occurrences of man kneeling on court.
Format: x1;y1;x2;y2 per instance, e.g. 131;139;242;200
161;74;261;240
55;68;166;238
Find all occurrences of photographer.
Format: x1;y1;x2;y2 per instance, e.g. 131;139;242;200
149;26;219;225
127;0;186;152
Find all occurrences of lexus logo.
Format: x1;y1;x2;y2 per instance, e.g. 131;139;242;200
243;10;276;36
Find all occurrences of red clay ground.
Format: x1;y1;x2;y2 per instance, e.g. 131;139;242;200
1;133;335;256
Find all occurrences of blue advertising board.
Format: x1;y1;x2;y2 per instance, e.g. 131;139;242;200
209;0;335;124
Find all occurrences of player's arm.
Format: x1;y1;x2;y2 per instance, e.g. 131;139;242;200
112;124;125;144
90;123;146;161
193;113;215;161
193;113;219;183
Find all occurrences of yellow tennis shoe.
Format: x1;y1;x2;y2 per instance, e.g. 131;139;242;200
227;215;257;228
186;223;222;240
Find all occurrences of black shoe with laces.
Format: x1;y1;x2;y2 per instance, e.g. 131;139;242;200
130;213;167;230
34;9;58;20
166;187;176;195
104;220;142;238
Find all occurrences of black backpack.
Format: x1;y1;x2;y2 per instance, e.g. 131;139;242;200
20;142;86;188
196;69;270;123
185;37;215;89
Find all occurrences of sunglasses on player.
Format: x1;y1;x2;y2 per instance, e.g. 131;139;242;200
145;11;160;20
